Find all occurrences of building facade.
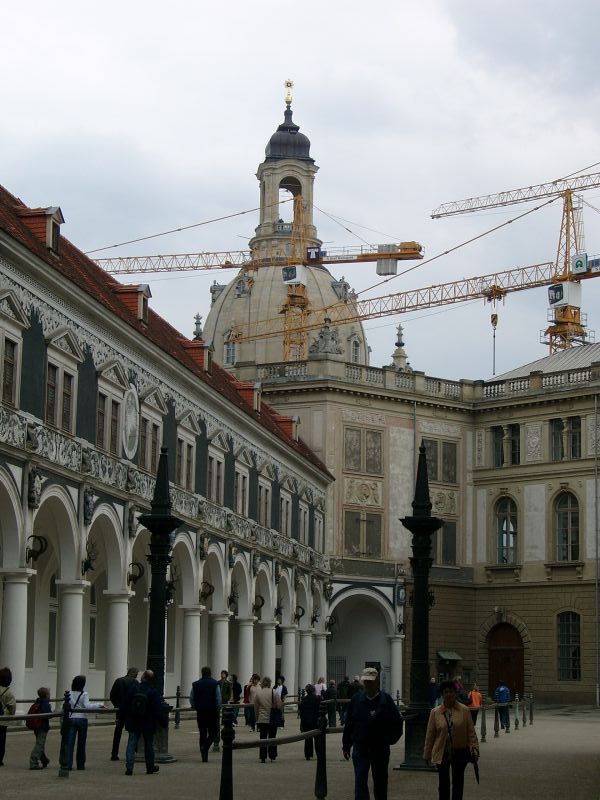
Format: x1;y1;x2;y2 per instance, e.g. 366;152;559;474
204;100;599;703
0;185;333;704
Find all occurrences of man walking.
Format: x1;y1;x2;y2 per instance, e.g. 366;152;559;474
109;667;138;761
494;679;511;731
121;670;164;776
342;667;403;800
190;667;222;762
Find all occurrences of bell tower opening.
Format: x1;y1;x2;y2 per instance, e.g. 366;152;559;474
278;176;302;223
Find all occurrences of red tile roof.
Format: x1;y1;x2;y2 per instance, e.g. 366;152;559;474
0;184;332;479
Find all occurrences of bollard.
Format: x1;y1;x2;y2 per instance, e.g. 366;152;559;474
480;705;487;743
314;701;328;799
175;685;181;730
505;704;510;734
493;706;500;738
522;697;527;727
529;693;534;725
514;694;519;730
396;690;401;707
58;691;71;778
219;706;235;800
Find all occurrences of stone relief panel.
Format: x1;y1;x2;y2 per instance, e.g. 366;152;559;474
419;420;461;437
344;478;382;507
341;409;386;426
586;415;600;457
475;430;484;467
431;489;458;516
525;423;543;462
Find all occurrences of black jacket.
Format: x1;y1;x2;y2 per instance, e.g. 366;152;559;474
121;681;164;734
342;690;403;751
299;694;321;731
110;675;137;709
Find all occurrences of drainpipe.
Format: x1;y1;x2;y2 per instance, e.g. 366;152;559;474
595;396;599;708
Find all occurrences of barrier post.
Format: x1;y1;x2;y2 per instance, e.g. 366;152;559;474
493;706;500;738
314;702;328;799
529;693;534;725
522;697;527;728
58;691;71;778
175;685;181;729
514;694;519;730
480;705;487;743
219;706;235;800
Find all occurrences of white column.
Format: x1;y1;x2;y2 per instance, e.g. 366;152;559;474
56;581;87;695
313;633;328;681
237;618;254;685
0;570;33;703
280;625;297;697
260;621;277;681
389;635;404;702
181;606;202;696
298;630;314;689
103;591;131;698
210;611;230;675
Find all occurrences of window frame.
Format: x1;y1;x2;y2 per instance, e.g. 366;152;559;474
234;467;249;516
555;491;580;562
495;496;518;565
0;290;28;410
423;437;459;484
343;508;383;558
343;426;384;477
257;478;271;527
557;611;581;681
207;444;225;504
430;519;458;566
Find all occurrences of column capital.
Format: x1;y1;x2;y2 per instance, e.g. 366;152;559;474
209;610;232;622
279;625;298;634
180;605;203;616
0;568;35;581
259;620;278;631
388;634;405;643
312;632;327;641
103;589;134;600
236;617;256;627
55;579;90;592
299;629;313;638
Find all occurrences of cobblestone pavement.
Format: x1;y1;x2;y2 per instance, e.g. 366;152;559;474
0;706;598;800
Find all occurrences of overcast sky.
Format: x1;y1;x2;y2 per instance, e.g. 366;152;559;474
3;0;600;380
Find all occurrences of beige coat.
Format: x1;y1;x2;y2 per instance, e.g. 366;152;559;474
423;702;479;765
253;686;283;725
0;687;16;727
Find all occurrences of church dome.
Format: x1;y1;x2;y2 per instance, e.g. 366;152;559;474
265;103;313;162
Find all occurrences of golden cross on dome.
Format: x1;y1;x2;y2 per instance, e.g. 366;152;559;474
284;79;294;106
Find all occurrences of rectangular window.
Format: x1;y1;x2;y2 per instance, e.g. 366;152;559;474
46;363;58;425
441;520;457;565
344;510;382;558
568;417;581;459
558;612;581;681
2;338;16;405
241;474;247;516
491;426;504;467
88;616;96;665
235;471;248;516
96;393;107;449
344;428;362;471
151;424;160;472
442;442;457;483
258;483;270;526
109;400;119;455
208;457;214;501
365;430;382;474
216;461;222;504
423;438;439;481
508;424;520;465
186;443;193;491
61;372;73;433
176;438;184;486
551;419;564;461
344;428;383;475
140;418;149;470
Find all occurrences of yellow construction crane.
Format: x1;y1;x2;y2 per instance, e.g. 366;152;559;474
431;170;600;352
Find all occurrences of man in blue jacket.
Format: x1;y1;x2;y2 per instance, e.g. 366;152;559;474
494;679;511;731
190;666;222;762
342;667;403;800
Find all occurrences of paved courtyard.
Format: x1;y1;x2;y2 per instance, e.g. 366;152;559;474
0;706;598;799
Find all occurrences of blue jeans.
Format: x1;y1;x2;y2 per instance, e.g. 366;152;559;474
352;743;390;800
66;718;88;769
125;730;155;772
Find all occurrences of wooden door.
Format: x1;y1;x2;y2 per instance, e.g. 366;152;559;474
487;623;524;698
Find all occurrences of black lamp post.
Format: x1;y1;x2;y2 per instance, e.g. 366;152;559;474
398;442;443;770
138;447;182;761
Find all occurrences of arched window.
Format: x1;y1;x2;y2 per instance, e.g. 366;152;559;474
495;497;517;564
557;611;581;680
555;492;579;561
351;340;360;363
224;341;236;366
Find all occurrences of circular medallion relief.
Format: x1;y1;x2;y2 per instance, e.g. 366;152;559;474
122;385;140;460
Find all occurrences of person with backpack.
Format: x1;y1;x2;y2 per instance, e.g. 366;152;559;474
298;683;321;760
494;679;511;730
121;669;164;775
109;667;138;761
28;687;52;770
323;679;338;727
190;666;222;762
0;667;16;766
342;667;403;800
66;675;105;771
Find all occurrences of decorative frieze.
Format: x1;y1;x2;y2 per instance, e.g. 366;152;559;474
344;477;382;507
475;430;484;467
431;489;457;515
526;423;543;462
419;420;460;437
341;409;386;426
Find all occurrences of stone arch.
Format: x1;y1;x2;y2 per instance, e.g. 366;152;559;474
129;527;151;670
277;570;294;626
295;577;310;631
231;557;252;618
477;611;532;697
311;579;324;633
87;503;124;592
172;531;199;606
203;548;226;612
34;484;79;579
254;565;273;619
0;466;23;568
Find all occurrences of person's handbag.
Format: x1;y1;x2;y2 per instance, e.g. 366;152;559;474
270;691;284;727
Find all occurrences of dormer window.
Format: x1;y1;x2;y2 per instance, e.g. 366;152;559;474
112;284;151;325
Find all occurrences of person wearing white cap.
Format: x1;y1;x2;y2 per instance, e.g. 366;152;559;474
342;667;403;800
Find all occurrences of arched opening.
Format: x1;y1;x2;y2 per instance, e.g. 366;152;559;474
487;622;524;698
278;176;302;223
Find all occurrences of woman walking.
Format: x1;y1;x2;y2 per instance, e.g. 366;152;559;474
0;667;16;766
66;675;104;770
467;684;483;726
253;676;283;763
298;683;321;760
424;680;479;800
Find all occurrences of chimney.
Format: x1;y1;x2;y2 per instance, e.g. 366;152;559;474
238;381;262;412
277;414;300;441
182;339;213;373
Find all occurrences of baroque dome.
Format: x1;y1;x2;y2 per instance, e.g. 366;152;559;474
265;104;313;162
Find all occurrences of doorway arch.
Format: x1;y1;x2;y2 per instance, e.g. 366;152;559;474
487;623;524;699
